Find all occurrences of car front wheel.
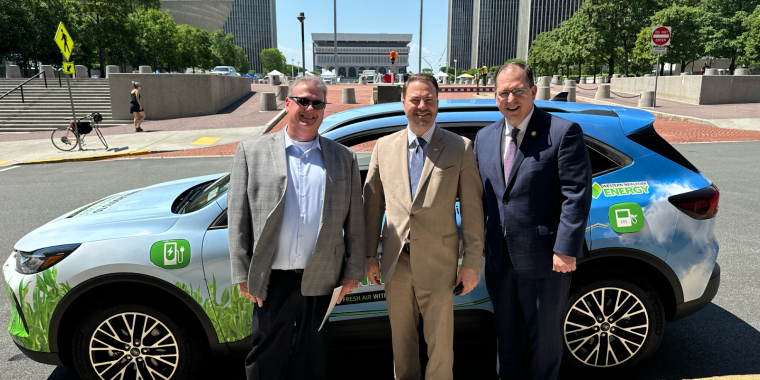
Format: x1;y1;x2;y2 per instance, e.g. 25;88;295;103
563;278;664;374
72;302;203;380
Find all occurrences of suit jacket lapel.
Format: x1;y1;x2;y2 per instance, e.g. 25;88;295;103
413;125;445;205
506;108;544;189
394;130;412;209
487;119;507;197
269;130;288;190
318;136;334;231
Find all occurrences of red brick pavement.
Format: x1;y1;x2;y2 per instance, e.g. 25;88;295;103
124;89;760;160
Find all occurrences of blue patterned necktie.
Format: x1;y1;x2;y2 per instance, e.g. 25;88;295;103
410;137;427;199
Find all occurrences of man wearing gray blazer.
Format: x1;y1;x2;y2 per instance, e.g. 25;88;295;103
228;76;365;380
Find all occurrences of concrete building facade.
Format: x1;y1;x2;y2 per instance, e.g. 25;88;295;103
447;0;584;69
312;33;412;79
223;0;278;74
161;0;234;33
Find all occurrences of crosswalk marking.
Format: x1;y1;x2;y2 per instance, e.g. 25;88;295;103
191;137;221;145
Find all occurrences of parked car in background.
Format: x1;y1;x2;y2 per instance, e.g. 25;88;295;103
211;66;240;76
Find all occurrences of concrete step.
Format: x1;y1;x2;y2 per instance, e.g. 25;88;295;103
0;114;114;120
0;120;132;128
0;109;112;114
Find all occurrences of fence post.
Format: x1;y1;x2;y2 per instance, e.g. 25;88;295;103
43;71;48;88
20;85;24;103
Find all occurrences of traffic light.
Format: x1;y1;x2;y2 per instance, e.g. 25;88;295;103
390;51;398;63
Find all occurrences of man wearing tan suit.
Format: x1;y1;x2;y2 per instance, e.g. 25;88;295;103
364;74;484;380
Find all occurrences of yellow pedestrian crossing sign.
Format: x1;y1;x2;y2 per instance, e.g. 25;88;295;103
54;22;74;61
63;62;75;75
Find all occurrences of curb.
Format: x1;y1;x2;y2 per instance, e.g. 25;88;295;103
22;150;152;165
264;109;287;133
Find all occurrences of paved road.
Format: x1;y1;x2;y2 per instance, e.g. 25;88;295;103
0;141;759;379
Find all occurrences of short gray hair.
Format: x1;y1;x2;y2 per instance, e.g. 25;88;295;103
288;76;328;101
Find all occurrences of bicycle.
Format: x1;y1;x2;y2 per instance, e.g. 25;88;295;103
51;112;109;151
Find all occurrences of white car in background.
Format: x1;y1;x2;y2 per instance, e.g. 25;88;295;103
211;66;240;76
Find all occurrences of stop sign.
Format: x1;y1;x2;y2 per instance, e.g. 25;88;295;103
651;26;671;46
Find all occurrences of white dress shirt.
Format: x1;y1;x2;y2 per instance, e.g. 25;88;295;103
272;127;325;270
501;106;535;162
406;122;436;170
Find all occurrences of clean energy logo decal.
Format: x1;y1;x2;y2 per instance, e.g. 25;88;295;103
608;203;644;233
592;181;649;199
150;240;191;269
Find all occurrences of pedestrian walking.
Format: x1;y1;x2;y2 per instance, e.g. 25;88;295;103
228;76;365;380
363;73;484;380
473;62;593;380
130;81;145;132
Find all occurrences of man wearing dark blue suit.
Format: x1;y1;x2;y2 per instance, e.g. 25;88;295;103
473;63;592;379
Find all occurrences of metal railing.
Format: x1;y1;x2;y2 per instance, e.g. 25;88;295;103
0;71;49;103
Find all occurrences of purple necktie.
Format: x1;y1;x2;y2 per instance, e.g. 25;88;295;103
503;128;519;184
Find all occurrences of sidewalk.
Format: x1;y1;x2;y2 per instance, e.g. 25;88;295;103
0;126;265;166
552;83;760;130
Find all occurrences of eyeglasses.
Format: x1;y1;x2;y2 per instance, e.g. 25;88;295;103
497;87;530;99
289;96;329;110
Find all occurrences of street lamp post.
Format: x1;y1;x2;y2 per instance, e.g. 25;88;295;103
454;59;457;84
291;58;294;78
297;12;306;77
418;0;423;74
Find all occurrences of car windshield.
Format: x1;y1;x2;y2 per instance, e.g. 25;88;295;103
214;67;229;72
175;174;230;214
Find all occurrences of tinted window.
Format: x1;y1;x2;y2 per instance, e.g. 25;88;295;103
342;122;631;178
628;124;699;173
173;175;230;214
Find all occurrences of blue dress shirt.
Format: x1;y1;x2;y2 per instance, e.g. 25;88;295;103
272;128;326;270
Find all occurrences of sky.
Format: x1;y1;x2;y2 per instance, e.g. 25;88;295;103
274;0;449;73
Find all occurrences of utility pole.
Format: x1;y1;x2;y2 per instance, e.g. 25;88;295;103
334;0;338;80
418;0;423;74
454;59;457;84
297;13;306;77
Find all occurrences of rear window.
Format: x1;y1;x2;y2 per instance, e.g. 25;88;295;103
627;124;699;173
214;67;229;72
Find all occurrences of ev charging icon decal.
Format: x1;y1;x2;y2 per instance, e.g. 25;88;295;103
608;203;644;233
150;240;191;269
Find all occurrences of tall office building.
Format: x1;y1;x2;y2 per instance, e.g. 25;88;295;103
223;0;278;73
162;1;234;33
447;0;584;69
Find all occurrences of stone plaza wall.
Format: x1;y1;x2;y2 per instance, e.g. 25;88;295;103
610;75;760;105
109;73;251;120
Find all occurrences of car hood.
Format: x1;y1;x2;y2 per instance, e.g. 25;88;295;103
14;174;224;252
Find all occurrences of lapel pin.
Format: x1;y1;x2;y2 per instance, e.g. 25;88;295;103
531;131;536;137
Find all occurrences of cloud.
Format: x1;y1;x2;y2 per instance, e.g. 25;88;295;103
408;43;446;70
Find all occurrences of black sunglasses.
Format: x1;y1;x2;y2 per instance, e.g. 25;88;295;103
288;96;329;110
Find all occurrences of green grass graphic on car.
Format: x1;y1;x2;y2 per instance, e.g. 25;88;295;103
5;267;71;352
175;276;254;343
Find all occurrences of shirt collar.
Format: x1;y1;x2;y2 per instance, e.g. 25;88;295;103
504;106;535;136
407;122;436;147
284;126;322;151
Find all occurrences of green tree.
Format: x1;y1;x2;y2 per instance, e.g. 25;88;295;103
260;47;286;73
422;68;433;74
633;5;704;75
129;8;178;71
700;0;760;73
233;45;249;73
81;0;161;72
579;0;661;75
176;24;213;72
742;5;760;66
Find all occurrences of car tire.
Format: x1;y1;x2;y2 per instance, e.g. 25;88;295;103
72;301;204;380
562;278;664;375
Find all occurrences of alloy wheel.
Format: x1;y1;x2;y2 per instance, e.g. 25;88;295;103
88;312;179;380
564;287;649;367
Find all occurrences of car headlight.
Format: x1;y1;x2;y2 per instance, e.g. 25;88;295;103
15;244;81;274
